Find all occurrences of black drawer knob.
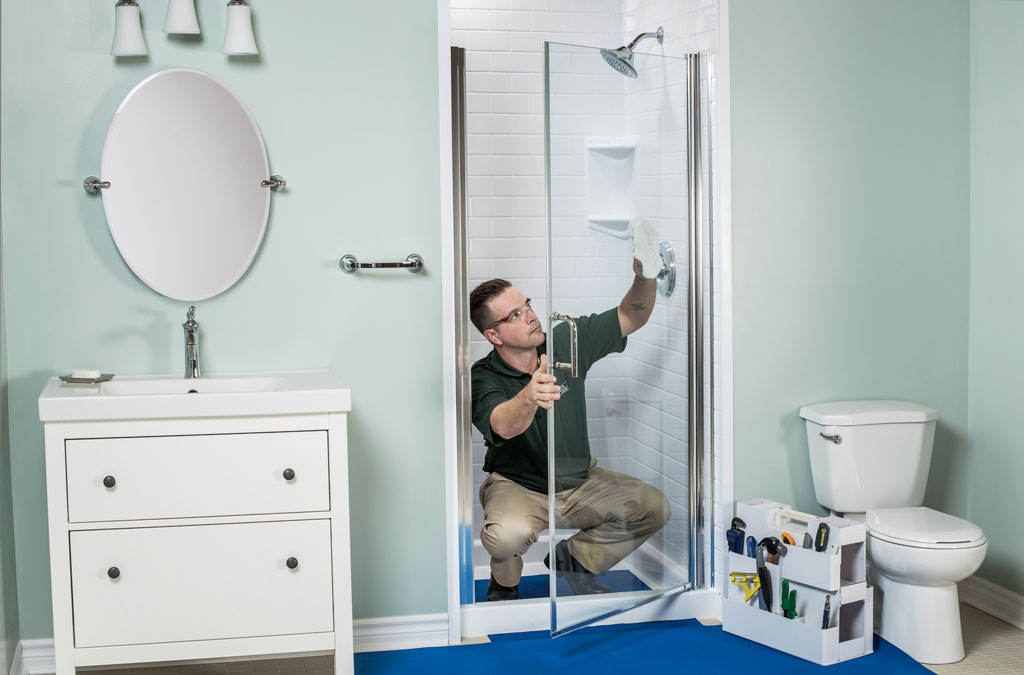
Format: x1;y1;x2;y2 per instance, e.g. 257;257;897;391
107;567;120;579
103;475;116;488
286;557;299;570
282;468;295;481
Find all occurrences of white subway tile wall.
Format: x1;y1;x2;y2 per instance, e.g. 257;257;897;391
453;0;722;590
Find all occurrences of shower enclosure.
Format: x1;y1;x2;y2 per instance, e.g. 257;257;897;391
453;35;715;637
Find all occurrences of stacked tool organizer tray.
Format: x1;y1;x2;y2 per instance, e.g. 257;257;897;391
723;499;873;666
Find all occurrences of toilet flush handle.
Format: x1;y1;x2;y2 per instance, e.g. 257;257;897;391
820;432;842;445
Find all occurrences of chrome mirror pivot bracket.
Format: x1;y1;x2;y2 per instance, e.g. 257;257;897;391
83;176;111;194
260;175;287;192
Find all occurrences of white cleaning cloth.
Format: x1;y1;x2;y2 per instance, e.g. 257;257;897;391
629;217;661;279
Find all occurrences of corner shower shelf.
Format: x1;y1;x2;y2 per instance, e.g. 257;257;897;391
585;216;633;239
585;141;637;154
585;137;637;239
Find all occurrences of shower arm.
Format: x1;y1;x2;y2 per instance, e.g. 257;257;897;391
624;26;664;51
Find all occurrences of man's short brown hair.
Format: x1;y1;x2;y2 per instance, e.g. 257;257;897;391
469;279;512;334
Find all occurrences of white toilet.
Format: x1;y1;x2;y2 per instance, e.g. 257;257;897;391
800;400;988;665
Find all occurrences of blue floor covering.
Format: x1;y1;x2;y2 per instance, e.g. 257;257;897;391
355;618;932;675
474;571;650;601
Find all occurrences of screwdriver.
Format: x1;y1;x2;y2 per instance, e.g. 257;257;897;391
815;522;831;552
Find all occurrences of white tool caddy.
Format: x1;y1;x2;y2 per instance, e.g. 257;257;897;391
722;499;873;666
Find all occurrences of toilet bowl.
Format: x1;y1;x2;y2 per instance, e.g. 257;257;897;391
800;401;988;665
866;507;987;664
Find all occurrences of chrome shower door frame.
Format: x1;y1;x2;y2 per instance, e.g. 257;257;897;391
687;52;706;592
451;46;476;609
450;43;717;640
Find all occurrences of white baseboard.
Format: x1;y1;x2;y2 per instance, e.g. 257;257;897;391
9;639;54;675
352;614;449;653
8;615;451;675
960;575;1024;631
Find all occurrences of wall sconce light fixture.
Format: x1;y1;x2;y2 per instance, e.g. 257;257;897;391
223;0;258;55
111;0;148;56
164;0;200;34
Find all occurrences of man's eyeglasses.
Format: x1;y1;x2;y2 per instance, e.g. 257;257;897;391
488;299;534;331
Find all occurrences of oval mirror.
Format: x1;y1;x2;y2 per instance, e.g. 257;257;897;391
100;68;271;301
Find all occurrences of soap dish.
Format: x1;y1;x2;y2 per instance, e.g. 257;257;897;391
59;374;114;385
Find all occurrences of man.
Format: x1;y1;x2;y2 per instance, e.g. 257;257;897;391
470;260;670;601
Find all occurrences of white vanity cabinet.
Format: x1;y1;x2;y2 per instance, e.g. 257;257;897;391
39;372;353;675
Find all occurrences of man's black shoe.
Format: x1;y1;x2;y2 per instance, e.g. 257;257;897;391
486;574;519;601
543;540;613;596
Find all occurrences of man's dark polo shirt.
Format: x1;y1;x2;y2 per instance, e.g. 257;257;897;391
471;308;627;494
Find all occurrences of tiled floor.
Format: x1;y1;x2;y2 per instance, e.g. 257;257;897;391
925;604;1024;674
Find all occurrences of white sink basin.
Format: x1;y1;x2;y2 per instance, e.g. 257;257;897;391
38;370;351;421
100;375;286;396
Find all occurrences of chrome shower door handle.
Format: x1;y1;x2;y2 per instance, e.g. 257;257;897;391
549;313;578;379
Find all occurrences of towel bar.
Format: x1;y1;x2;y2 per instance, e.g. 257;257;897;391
339;254;424;274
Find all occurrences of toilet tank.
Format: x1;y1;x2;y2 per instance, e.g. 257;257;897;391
800;400;938;514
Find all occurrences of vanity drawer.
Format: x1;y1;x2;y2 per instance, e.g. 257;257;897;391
70;519;334;648
65;431;329;522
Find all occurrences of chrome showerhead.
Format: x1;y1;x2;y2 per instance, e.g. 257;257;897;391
600;48;637;78
600;26;664;78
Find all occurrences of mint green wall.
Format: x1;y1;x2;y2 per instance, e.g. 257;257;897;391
1;217;19;672
0;244;6;673
730;1;971;515
0;1;445;639
968;0;1024;596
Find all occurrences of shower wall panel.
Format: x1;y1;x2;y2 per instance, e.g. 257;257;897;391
619;54;691;567
452;2;630;537
623;0;723;588
453;1;723;586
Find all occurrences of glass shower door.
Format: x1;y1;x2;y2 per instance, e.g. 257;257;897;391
544;41;703;636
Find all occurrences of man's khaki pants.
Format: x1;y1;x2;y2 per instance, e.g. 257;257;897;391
479;466;671;587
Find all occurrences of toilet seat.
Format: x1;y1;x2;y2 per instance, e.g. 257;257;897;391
866;507;985;549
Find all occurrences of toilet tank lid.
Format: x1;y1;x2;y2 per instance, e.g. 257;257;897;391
799;400;938;426
867;507;984;545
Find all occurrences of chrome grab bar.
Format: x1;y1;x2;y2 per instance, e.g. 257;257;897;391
549;313;578;379
340;253;424;274
820;432;842;445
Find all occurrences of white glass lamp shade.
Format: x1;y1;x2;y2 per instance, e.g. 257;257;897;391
164;0;200;34
111;2;148;56
223;4;258;55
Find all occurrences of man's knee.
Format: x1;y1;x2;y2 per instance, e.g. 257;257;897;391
480;519;538;559
634;484;671;530
653;488;671;528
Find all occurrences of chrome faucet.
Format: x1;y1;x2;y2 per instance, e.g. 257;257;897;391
183;306;201;379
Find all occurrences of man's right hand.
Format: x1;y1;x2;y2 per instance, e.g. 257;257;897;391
520;354;560;410
490;354;561;439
